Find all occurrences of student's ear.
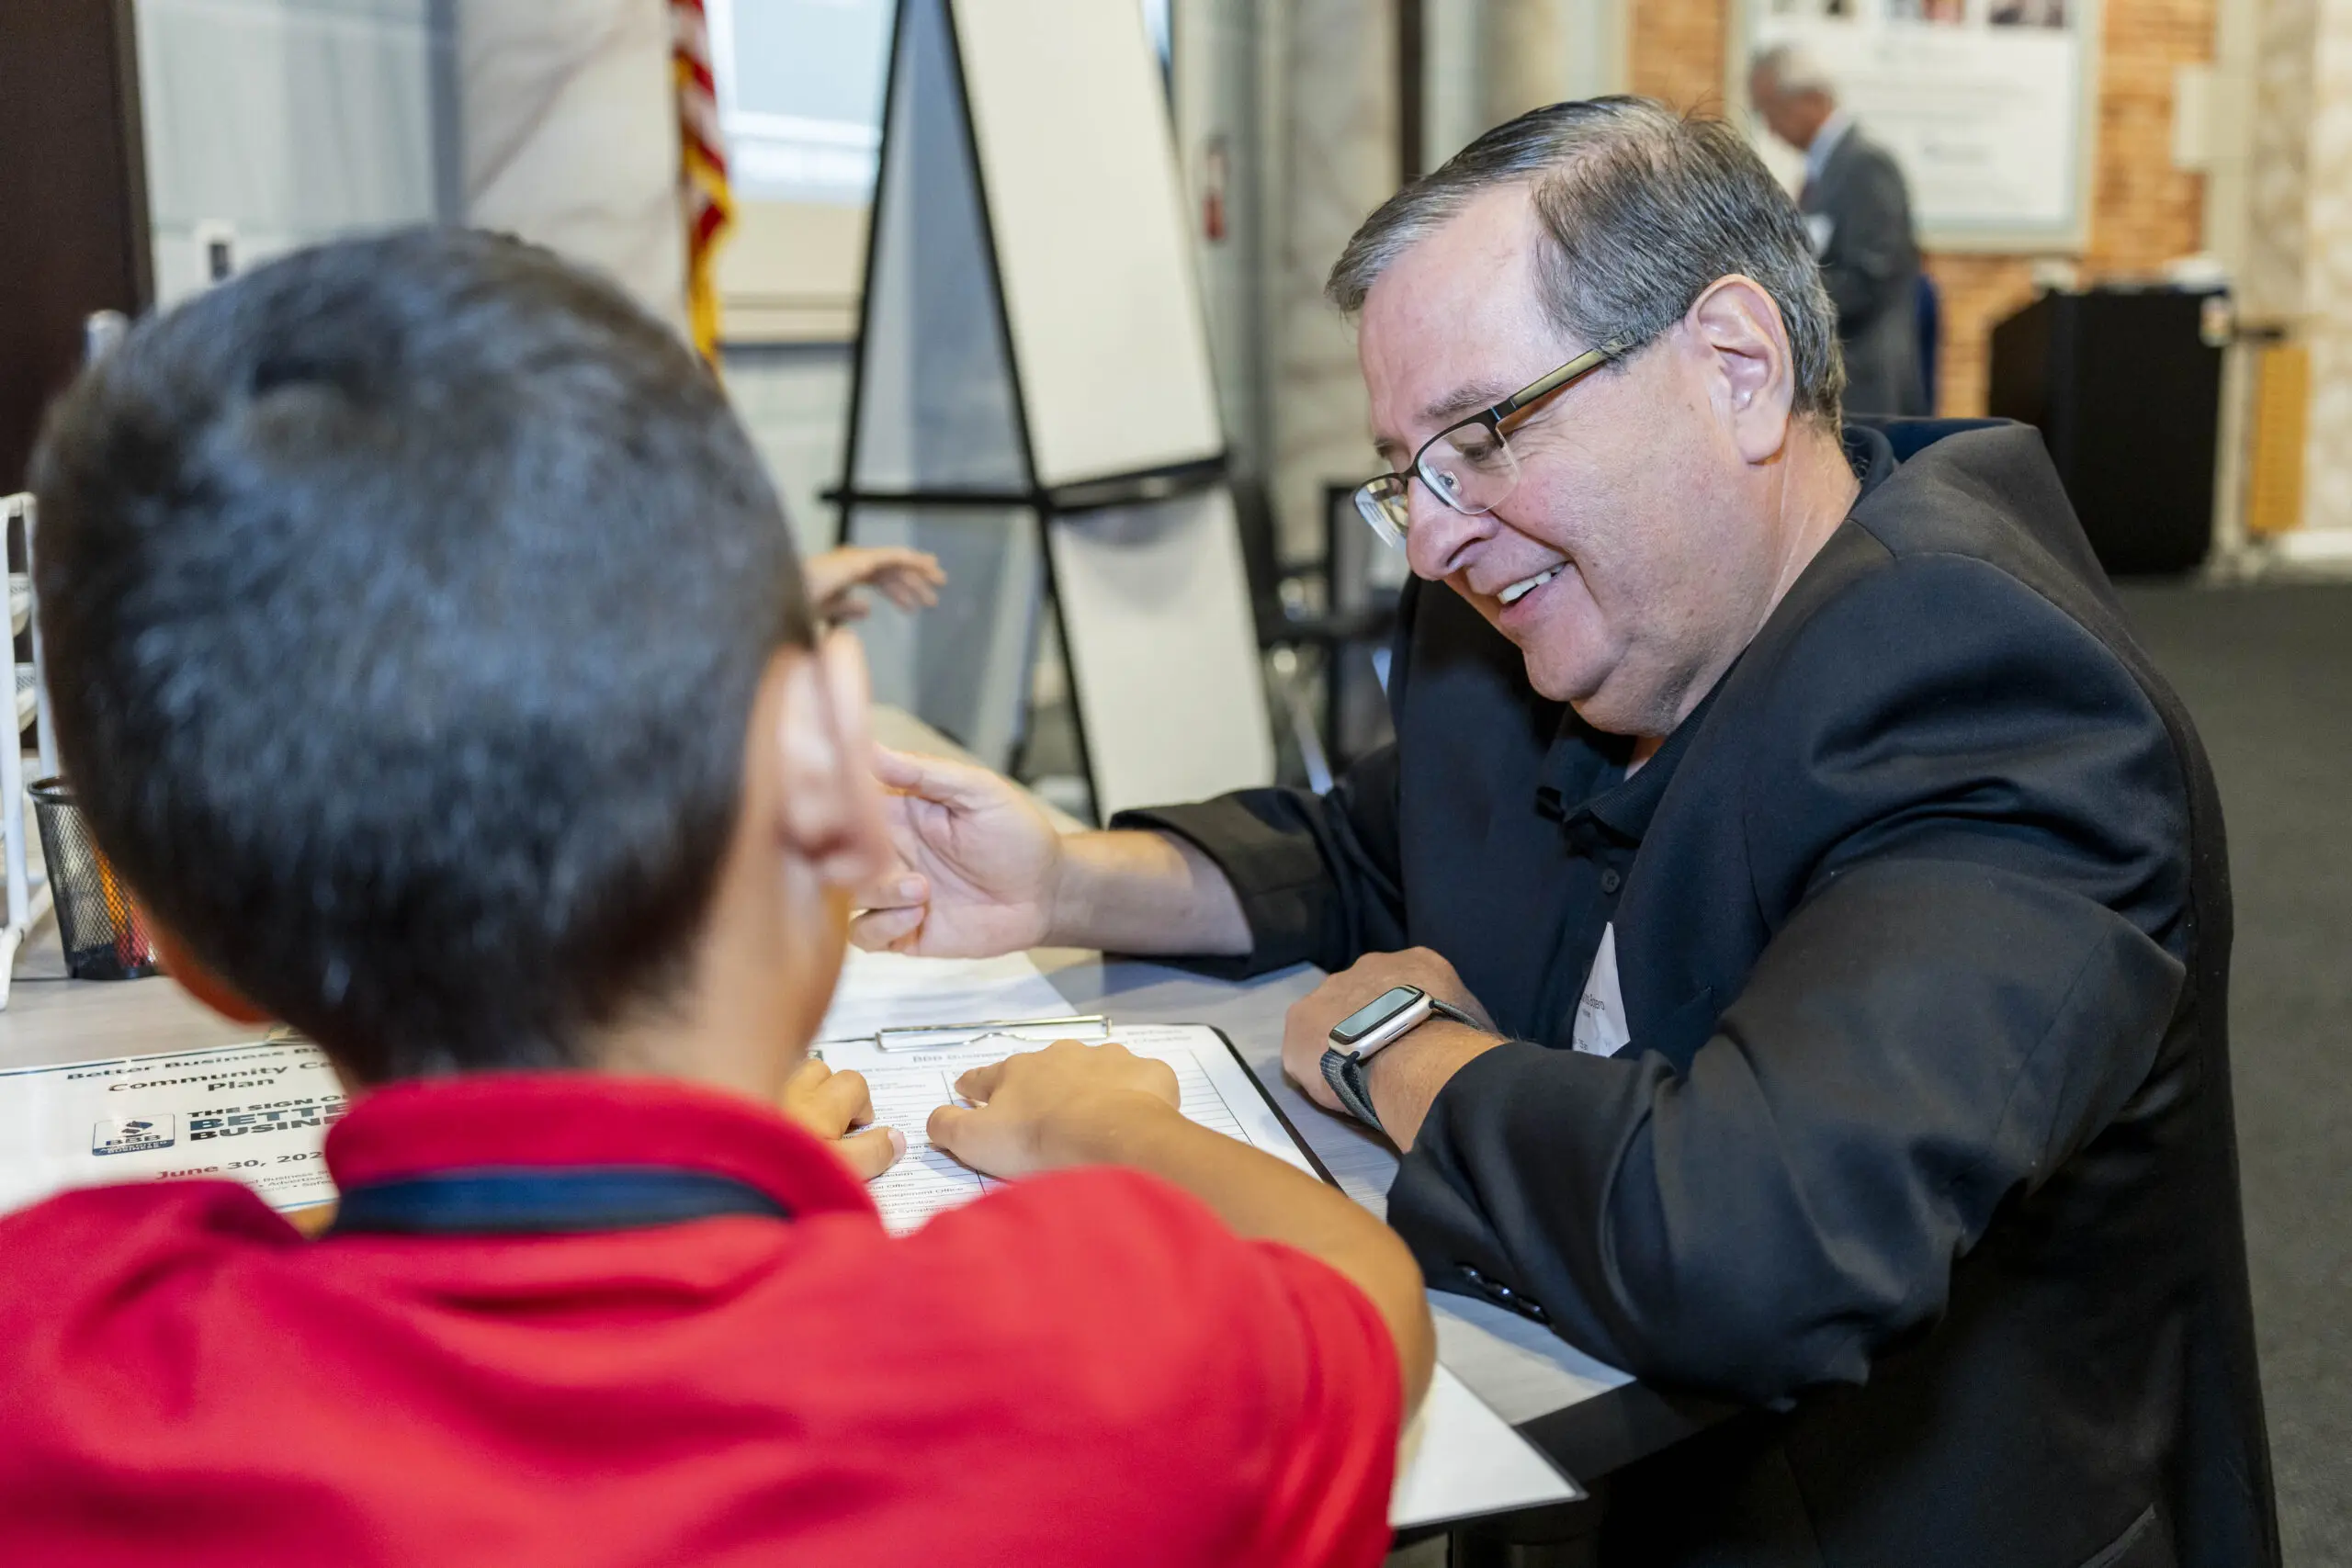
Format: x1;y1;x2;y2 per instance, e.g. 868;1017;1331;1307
772;629;895;891
152;924;275;1025
1686;274;1798;464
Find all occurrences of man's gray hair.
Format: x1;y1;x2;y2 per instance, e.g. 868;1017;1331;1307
1326;96;1845;423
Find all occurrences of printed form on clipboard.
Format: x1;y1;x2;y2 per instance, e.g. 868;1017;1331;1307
816;1019;1325;1235
814;949;1329;1233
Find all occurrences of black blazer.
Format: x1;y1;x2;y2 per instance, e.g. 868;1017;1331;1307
1125;423;2276;1568
1806;126;1926;415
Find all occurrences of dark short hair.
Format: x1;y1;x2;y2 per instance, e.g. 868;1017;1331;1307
1327;96;1845;423
32;228;812;1081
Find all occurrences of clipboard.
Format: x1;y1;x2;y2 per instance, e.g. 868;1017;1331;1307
814;1020;1338;1224
872;1014;1109;1052
829;1015;1341;1191
1201;1021;1340;1190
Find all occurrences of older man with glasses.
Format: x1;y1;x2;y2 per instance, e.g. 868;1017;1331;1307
856;97;2275;1568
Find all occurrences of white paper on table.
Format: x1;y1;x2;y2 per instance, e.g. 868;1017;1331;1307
814;948;1078;1045
1391;1363;1582;1529
814;1021;1324;1234
0;1039;345;1215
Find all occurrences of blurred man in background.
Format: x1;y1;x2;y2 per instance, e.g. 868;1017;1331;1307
1749;44;1928;414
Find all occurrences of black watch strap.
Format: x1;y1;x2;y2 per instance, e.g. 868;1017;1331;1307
1321;1049;1383;1131
1426;998;1480;1029
1321;997;1483;1134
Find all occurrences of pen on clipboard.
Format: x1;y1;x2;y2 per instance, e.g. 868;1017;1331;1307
813;1020;1114;1066
808;1018;1112;1064
875;1015;1111;1052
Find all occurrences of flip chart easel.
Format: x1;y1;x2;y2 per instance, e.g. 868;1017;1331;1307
834;0;1274;819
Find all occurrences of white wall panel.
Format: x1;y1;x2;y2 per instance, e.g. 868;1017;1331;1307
136;0;455;309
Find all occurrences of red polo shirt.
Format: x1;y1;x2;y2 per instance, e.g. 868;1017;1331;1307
0;1073;1400;1567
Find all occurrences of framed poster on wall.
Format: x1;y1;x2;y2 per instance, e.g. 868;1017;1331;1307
1732;0;2103;253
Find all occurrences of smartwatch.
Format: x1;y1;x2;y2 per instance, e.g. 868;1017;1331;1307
1319;985;1480;1133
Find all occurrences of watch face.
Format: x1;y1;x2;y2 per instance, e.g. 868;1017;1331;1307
1330;986;1425;1047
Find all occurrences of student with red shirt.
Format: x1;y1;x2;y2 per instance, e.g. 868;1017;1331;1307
0;229;1431;1568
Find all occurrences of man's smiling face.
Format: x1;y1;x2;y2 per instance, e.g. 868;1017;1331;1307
1355;185;1771;736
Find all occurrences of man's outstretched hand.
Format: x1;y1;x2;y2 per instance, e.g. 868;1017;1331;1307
854;747;1068;958
854;752;1252;961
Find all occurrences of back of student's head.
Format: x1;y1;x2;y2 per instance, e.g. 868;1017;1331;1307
31;228;814;1081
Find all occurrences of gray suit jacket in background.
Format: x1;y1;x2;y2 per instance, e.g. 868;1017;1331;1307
1806;126;1928;416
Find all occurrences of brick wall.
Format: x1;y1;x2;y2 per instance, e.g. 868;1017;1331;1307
1629;0;2212;416
1631;0;1729;113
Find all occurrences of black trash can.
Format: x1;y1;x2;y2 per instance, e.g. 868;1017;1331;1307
1986;286;2225;577
28;777;158;980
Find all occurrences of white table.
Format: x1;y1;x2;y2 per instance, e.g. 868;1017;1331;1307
0;707;1724;1493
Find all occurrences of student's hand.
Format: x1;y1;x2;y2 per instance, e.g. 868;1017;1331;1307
927;1039;1182;1179
853;748;1067;957
803;546;945;623
780;1058;906;1181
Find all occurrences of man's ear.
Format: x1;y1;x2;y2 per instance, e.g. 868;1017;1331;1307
1686;274;1798;464
152;924;275;1025
771;629;895;891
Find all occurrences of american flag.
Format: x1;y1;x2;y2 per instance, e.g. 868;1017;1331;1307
672;0;734;360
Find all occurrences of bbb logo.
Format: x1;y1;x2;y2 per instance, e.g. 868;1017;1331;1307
92;1114;175;1156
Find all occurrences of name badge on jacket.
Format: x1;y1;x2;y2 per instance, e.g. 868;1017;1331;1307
1573;923;1632;1056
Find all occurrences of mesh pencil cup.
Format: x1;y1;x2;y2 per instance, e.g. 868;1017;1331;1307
28;778;158;981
